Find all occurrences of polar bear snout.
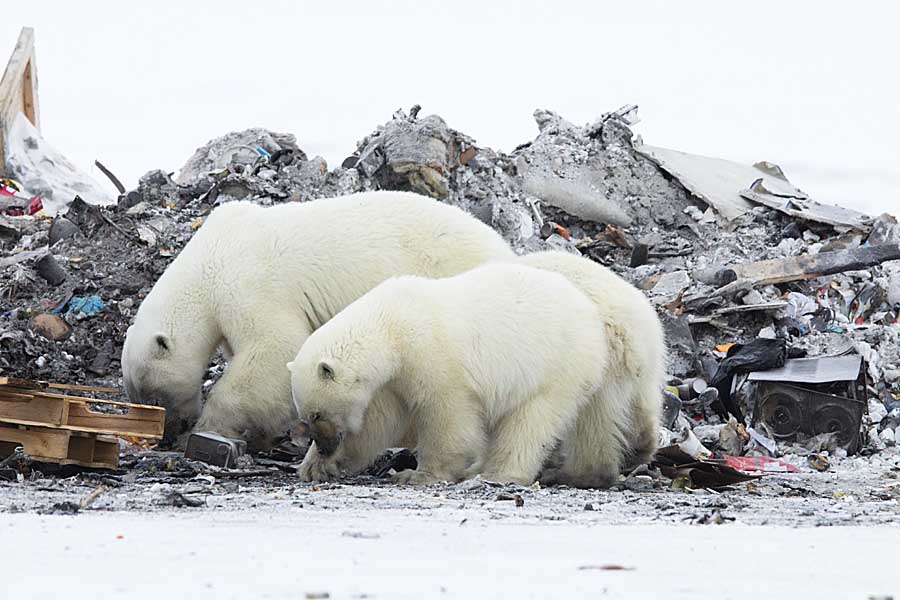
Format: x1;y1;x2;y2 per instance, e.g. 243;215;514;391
308;416;344;456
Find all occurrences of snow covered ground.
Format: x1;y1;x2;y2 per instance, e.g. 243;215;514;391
2;448;900;599
4;509;898;600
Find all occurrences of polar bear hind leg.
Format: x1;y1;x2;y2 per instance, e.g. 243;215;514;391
545;378;634;489
480;385;586;486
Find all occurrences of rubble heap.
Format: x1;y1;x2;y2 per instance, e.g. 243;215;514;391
2;104;899;463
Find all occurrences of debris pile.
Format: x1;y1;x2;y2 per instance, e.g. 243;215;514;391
2;99;899;476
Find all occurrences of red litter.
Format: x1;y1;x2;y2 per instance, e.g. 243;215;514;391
723;455;800;473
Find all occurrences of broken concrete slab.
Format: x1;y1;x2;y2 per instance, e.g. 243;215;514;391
740;179;872;233
635;144;807;222
521;171;632;227
355;109;475;199
513;109;696;232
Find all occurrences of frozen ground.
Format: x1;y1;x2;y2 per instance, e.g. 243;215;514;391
3;508;899;600
2;448;900;599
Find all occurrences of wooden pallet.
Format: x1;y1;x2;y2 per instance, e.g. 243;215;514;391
0;423;119;469
0;377;166;470
0;379;165;439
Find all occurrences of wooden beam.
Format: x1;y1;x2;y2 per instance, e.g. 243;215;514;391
715;244;900;286
0;377;120;394
0;27;40;167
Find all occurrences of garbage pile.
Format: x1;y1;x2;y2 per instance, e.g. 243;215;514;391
2;104;899;470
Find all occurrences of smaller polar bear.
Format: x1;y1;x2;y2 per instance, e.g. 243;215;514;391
287;263;609;485
519;251;666;487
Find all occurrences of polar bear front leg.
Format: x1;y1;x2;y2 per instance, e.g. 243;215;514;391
337;387;415;475
392;391;486;485
296;388;413;481
481;390;583;486
199;320;311;451
298;441;344;481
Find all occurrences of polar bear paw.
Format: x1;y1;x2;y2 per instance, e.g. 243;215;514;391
480;471;535;487
298;450;342;482
391;469;446;486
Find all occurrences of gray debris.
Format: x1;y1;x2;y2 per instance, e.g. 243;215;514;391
176;128;306;185
3;102;900;476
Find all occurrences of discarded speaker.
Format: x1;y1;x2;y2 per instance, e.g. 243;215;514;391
748;354;867;453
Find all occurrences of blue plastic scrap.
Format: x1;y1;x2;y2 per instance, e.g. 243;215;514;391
63;295;105;317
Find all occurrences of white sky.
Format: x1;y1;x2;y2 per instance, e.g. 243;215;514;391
4;0;899;216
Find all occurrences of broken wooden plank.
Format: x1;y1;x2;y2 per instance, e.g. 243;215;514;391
0;424;118;469
0;27;40;167
710;301;788;316
0;377;119;394
0;387;165;439
716;244;900;286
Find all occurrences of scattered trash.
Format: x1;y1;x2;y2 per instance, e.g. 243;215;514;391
163;490;206;508
61;295;105;318
722;456;800;473
747;355;868;452
368;447;418;478
577;564;635;571
652;446;761;489
2;62;899;511
184;431;247;469
495;493;525;507
808;454;830;471
710;338;787;421
341;531;381;539
31;313;72;341
684;509;735;525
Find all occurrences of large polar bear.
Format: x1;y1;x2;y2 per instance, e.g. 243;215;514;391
298;250;666;488
121;191;514;448
287;263;611;486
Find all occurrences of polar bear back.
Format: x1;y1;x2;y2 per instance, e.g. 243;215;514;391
380;263;608;422
139;191;515;337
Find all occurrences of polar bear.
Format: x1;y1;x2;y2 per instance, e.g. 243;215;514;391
518;251;666;487
121;191;514;449
296;250;666;488
287;263;610;486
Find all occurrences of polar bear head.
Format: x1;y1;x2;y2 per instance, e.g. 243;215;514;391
286;355;373;456
122;325;204;445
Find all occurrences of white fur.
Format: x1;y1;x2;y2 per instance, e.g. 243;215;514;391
518;251;666;487
288;263;609;486
296;250;667;488
121;191;514;448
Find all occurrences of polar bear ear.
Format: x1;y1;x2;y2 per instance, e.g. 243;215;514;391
317;360;336;381
153;332;172;355
286;361;295;372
